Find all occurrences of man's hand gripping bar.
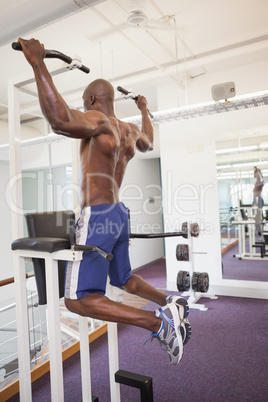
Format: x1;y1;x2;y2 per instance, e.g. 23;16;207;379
12;42;90;74
117;86;154;118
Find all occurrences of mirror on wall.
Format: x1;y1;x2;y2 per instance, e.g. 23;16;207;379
216;126;268;282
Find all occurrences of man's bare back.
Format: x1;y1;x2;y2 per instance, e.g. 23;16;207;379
79;114;121;207
80;78;153;208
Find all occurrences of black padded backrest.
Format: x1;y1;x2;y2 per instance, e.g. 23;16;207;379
239;200;247;221
25;210;75;305
25;210;75;240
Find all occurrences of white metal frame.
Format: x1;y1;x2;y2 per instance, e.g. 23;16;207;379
8;68;121;401
182;225;218;311
233;219;268;260
12;248;120;402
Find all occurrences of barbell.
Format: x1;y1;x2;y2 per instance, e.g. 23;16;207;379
130;222;200;240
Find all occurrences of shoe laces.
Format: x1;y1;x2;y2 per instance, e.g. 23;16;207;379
145;335;169;353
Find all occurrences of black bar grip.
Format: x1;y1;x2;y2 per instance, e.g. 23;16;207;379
117;86;129;96
117;86;138;101
74;244;113;261
12;42;22;51
12;42;90;74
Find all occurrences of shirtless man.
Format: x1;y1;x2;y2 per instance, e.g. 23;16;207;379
253;166;265;199
18;38;191;364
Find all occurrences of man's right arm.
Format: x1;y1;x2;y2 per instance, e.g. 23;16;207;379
18;38;108;139
132;95;154;152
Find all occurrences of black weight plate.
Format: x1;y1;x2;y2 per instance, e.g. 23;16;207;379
181;222;188;238
190;223;199;237
176;244;189;261
198;272;209;293
177;271;184;291
183;271;190;291
177;270;190;292
192;272;199;291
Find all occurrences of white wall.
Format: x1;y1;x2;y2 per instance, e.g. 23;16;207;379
159;119;222;291
21;140;72;170
120;156;164;269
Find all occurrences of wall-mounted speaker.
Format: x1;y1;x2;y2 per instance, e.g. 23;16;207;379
211;82;236;101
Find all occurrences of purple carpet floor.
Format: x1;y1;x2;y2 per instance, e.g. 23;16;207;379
7;259;268;401
134;259;167;289
222;242;268;282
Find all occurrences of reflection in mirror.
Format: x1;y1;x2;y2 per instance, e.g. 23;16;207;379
216;139;268;282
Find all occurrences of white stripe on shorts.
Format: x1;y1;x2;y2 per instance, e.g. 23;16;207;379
66;207;91;299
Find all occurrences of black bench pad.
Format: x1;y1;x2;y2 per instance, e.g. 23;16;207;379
11;237;71;253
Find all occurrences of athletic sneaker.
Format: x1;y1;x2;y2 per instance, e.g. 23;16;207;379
151;303;184;365
166;295;192;345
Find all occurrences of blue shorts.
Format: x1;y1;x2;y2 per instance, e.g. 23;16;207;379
64;202;132;299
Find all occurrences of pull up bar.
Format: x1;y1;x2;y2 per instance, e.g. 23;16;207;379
130;223;200;239
73;244;113;261
68;218;113;261
12;42;90;74
117;86;154;119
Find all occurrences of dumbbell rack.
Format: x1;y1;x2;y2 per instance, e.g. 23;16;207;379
179;223;218;311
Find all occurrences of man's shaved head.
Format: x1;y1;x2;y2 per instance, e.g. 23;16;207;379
83;79;115;111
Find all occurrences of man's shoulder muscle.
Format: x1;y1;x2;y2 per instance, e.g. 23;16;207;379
84;110;109;124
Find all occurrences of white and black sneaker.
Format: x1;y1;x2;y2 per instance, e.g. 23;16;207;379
166;295;192;345
151;303;184;365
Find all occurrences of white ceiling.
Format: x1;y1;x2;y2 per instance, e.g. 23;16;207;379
0;0;268;166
